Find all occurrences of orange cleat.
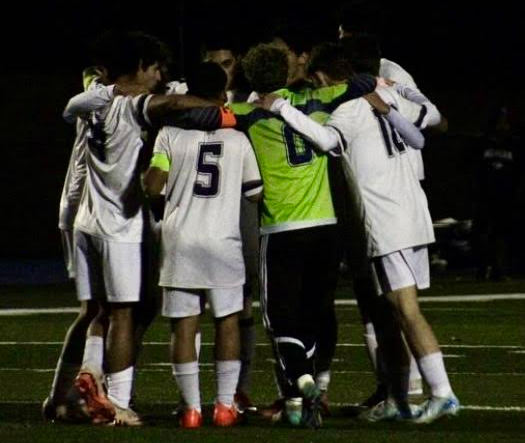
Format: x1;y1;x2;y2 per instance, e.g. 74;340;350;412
213;402;239;427
180;408;202;429
75;370;115;424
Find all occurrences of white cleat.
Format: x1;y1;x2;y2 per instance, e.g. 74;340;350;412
359;399;420;422
412;394;460;424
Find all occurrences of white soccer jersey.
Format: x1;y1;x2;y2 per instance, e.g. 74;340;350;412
59;119;88;230
74;94;153;243
380;58;425;180
154;127;262;288
327;87;435;257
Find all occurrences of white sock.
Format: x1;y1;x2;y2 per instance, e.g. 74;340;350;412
173;361;200;411
49;359;79;401
81;336;104;374
216;360;241;407
195;332;201;359
315;370;331;392
417;352;453;398
106;366;134;409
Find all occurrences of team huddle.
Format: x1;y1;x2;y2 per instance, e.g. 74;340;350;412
44;17;460;429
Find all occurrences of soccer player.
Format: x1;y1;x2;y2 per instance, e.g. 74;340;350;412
42;67;104;422
201;35;258;411
261;42;459;424
230;42;376;428
64;42;374;428
62;31;235;426
338;16;428;400
143;62;262;428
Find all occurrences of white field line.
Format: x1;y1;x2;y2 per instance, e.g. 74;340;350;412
0;399;523;412
1;293;524;316
0;341;523;350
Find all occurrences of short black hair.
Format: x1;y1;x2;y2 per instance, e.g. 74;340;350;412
307;42;354;81
186;61;227;100
93;30;163;81
340;34;381;76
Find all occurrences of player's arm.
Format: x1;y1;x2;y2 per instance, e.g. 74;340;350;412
364;92;425;149
64;84;237;131
391;82;447;132
147;96;236;131
241;137;263;203
259;95;340;152
303;73;377;113
63;85;117;123
143;152;169;197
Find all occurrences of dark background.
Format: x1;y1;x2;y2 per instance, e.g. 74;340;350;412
1;0;524;263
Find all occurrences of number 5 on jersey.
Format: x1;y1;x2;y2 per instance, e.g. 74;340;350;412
194;142;223;197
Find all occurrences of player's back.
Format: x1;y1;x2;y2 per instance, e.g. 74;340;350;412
74;94;150;243
328;87;434;256
158;127;255;288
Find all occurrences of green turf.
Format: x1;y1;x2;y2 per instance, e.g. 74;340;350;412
0;273;524;442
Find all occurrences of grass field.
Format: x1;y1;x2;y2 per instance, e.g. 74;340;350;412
1;272;524;443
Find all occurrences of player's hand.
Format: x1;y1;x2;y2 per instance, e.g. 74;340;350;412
253;93;280;111
364;92;390;115
376;77;392;88
348;73;377;98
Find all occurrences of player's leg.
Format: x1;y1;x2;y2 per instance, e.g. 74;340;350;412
306;225;340;415
236;199;258;410
377;247;459;423
260;231;315;426
44;300;99;422
72;231;113;423
209;286;243;426
164;288;202;428
100;240;145;426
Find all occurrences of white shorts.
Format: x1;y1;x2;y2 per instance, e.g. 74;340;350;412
371;246;430;295
162;286;243;318
74;230;146;303
60;229;75;279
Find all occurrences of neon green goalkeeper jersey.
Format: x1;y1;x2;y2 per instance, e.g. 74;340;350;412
230;82;353;234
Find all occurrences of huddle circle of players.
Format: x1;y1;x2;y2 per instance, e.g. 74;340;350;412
46;19;459;429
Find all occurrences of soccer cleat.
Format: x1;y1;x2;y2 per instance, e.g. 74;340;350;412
259;398;285;422
298;377;323;429
284;398;303;426
42;395;90;423
180;408;202;429
412;394;460;424
359;399;419;422
108;405;143;427
359;384;388;409
213;402;239;427
75;370;115;424
234;390;257;413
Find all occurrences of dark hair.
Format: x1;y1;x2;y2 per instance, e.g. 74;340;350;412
340;34;381;76
93;30;163;81
307;42;354;81
242;43;288;93
186;62;227;100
